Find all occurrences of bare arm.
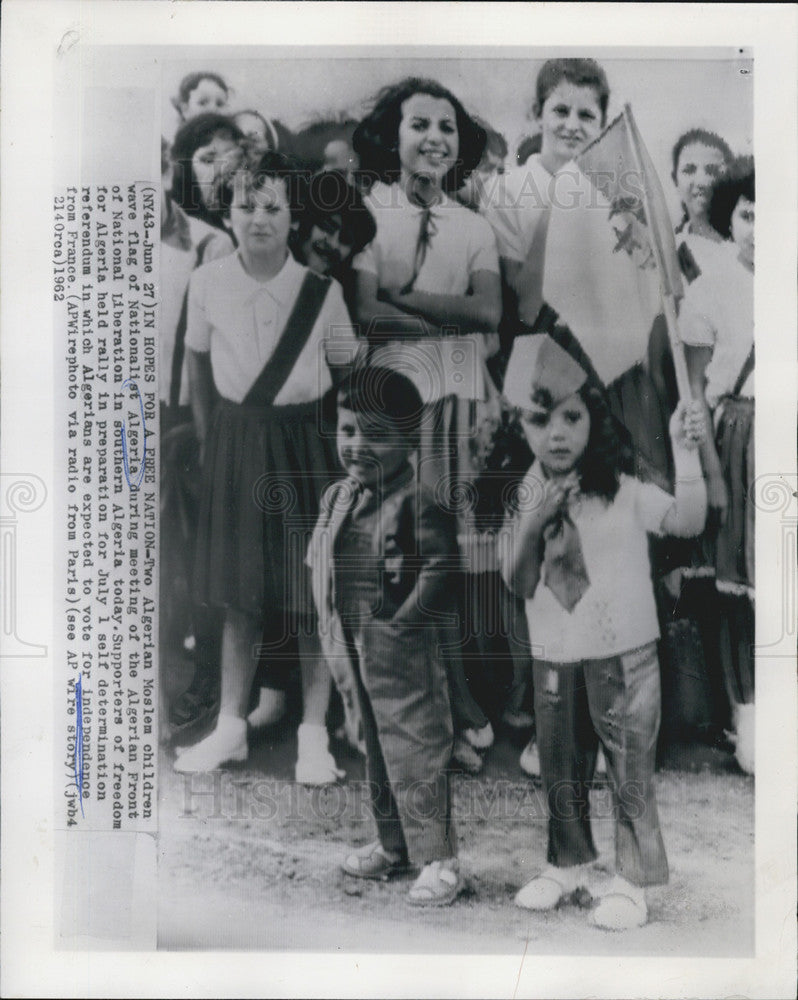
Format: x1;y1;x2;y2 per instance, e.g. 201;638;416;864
661;402;708;537
187;348;215;466
387;269;502;334
354;270;441;339
685;343;727;523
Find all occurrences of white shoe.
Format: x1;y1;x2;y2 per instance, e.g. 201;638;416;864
173;714;248;773
519;740;540;778
295;723;344;785
464;721;494;750
515;864;588;911
590;875;648;930
247;687;287;729
594;745;607;778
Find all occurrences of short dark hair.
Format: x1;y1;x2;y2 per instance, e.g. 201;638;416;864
173;71;229;116
222;150;308;222
534;59;610;125
169;112;244;217
293;169;376;255
670;128;733;183
353;77;486;192
337;365;423;449
516;133;542;166
707;156;755;239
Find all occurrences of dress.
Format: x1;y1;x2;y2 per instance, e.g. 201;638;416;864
514;463;676;886
159;200;234;647
353;182;503;727
186;251;357;621
680;246;754;709
307;465;457;864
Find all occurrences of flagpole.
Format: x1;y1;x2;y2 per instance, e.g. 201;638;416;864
622;104;692;403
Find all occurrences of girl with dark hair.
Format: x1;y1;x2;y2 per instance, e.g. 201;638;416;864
500;327;707;930
170;112;245;234
680;158;755;774
290;169;376;302
172;70;230;122
351;77;504;769
232;109;293;169
670;128;734;287
173;153;358;783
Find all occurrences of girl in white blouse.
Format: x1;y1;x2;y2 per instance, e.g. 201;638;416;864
174;154;357;781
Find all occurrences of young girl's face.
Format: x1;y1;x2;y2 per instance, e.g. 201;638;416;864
302;215;354;276
674;142;727;223
230;177;292;259
536;81;603;170
191;131;241;207
336;407;412;489
181;77;228;120
520;392;591;477
730;195;755;270
397;92;459;186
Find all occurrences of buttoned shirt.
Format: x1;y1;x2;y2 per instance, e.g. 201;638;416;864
186;251;357;404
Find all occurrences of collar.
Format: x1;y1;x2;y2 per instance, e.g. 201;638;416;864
233;250;305;307
391;181;451;215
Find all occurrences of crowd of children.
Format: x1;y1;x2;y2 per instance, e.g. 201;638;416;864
160;60;755;924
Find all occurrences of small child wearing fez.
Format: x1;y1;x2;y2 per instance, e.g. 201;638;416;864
500;323;707;930
307;365;462;907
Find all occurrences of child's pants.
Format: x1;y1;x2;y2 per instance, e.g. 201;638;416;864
349;628;456;867
533;642;669;887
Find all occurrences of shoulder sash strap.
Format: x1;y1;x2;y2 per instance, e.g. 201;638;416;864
731;344;755;398
243;270;331;407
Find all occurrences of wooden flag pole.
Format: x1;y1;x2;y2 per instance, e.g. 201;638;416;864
622;104;693;403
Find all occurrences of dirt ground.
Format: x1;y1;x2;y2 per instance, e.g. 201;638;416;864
156;682;754;957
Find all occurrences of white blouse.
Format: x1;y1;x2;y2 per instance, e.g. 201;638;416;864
186;251;357;405
679;244;754;408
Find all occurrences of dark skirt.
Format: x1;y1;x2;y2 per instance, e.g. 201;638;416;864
715;396;754;597
194;395;339;620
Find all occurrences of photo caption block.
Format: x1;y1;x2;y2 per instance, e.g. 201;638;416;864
54;183;159;835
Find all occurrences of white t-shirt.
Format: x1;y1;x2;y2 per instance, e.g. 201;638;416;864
354;181;499;294
352;182;499;401
483;155;555;265
521;466;675;662
160;202;233;405
186;251;357;405
679;244;754;408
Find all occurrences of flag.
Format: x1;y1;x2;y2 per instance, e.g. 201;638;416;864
541;105;685;389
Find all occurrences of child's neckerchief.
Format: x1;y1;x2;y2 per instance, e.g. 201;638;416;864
537;466;591;613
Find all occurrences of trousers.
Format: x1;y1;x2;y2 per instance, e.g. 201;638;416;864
533;641;669;887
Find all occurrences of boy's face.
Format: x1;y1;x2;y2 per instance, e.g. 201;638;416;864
537;81;603;169
336;406;412;489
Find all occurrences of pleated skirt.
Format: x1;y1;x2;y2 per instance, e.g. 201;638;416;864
193;395;339;620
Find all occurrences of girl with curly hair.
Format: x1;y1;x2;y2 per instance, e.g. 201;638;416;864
500;323;707;930
351;78;504;770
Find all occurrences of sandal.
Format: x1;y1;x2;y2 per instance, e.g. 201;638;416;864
589;876;648;930
342;841;409;880
407;859;461;907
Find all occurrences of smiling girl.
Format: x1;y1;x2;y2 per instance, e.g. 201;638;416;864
352;78;504;767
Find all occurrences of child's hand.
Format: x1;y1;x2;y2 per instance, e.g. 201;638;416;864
669;400;706;451
518;471;573;527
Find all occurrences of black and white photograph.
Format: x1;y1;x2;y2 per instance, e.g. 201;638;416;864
1;3;796;998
